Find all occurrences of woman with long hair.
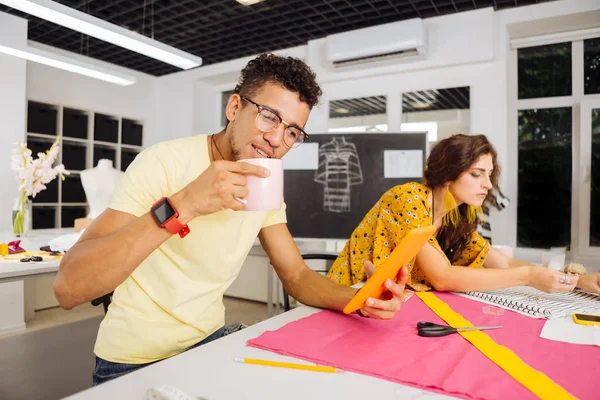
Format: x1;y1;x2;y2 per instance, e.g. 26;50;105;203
328;134;600;302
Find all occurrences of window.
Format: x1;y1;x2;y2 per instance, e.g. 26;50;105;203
515;36;600;255
327;96;387;133
518;42;571;99
401;86;470;146
584;37;600;95
517;108;572;248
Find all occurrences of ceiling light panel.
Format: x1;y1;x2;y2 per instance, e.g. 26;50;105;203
0;43;136;86
0;0;202;69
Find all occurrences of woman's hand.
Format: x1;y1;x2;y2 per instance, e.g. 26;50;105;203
356;261;409;320
576;272;600;294
529;266;579;293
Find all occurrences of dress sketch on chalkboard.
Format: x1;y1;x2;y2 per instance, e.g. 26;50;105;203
314;137;363;212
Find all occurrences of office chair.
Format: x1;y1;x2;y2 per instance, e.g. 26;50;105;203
91;291;113;314
282;253;338;312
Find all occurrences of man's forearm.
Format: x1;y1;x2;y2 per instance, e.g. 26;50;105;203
285;268;357;311
54;212;173;309
55;192;195;309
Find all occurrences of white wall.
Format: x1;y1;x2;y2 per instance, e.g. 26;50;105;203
26;43;158;146
0;13;27;232
26;61;158;145
328;114;387;129
154;75;221;139
403;110;471;142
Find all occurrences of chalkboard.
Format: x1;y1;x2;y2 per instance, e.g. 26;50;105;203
284;133;427;239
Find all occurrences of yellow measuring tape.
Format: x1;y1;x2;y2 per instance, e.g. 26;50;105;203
416;292;575;400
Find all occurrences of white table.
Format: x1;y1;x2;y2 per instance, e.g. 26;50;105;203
0;258;60;284
0;229;70;283
65;305;454;400
0;229;72;334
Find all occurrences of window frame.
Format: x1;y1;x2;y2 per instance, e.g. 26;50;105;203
510;35;600;264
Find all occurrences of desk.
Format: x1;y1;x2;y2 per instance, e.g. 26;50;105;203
0;258;60;284
0;229;72;334
65;305;454;400
0;229;69;283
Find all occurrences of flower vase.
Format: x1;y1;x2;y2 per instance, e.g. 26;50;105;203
12;193;32;237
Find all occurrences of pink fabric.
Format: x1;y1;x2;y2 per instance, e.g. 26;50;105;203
248;292;598;400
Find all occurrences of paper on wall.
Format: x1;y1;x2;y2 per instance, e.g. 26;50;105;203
282;143;319;170
384;150;423;178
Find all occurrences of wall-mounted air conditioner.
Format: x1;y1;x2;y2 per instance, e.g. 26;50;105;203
326;19;428;68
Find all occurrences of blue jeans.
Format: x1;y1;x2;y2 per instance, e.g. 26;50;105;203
92;326;225;386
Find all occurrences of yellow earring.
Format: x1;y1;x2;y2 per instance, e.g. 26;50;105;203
467;206;483;223
442;188;460;227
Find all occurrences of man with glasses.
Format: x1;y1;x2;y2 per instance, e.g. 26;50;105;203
54;53;409;384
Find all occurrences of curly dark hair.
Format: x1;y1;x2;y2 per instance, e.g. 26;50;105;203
234;53;322;109
424;134;500;264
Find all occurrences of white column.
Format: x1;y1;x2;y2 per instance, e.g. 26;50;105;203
386;91;402;132
0;13;28;231
0;13;28;335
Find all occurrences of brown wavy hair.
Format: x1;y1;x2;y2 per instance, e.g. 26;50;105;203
424;134;500;263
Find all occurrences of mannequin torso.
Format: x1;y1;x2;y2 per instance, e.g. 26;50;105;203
80;159;124;219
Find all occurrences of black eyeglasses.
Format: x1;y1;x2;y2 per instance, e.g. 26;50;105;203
241;96;309;148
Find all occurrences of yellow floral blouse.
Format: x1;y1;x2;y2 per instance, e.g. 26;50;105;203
327;182;489;291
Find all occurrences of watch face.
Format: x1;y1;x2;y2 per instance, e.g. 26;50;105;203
153;199;176;223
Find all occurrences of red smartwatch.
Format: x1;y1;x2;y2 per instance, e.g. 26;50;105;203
150;197;191;238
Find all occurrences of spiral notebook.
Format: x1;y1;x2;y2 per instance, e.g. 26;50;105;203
456;286;600;319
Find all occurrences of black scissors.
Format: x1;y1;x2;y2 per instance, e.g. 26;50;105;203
20;256;43;262
417;321;503;337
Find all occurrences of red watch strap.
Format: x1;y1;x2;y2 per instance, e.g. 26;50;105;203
163;217;190;238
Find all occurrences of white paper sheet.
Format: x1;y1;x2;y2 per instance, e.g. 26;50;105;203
282;143;319;170
384;150;423;178
540;316;600;346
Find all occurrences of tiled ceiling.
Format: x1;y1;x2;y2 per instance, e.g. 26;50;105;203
0;0;554;76
330;95;386;118
402;86;470;112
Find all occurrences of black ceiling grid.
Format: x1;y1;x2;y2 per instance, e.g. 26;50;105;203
0;0;552;76
330;95;387;118
402;86;470;112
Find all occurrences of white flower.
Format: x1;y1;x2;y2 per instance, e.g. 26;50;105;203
11;138;69;199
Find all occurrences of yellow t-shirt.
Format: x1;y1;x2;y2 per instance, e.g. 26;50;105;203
327;182;488;291
94;134;286;364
